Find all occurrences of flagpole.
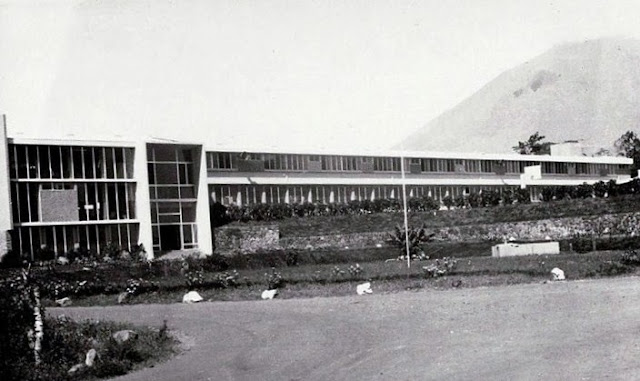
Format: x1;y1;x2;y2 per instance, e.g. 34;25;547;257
400;151;411;268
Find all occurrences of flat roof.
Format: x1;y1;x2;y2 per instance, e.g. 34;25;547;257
6;135;632;165
204;144;633;165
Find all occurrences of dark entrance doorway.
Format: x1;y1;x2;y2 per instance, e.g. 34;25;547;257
159;225;181;251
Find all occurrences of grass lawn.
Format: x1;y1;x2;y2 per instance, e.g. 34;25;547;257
60;250;638;306
275;195;640;237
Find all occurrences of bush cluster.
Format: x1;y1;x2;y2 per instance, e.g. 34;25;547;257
3;242;150;268
212;197;441;224
422;257;458;278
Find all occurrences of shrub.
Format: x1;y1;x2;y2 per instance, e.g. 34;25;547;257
593;181;608;198
422;257;458;278
541;187;555;202
210;270;239;289
125;278;159;297
0;272;40;380
389;224;434;260
501;188;514;205
481;190;501;207
442;195;454;209
200;254;230;272
467;192;481;208
264;268;283;289
101;241;121;259
621;249;640;266
515;188;531;204
576;183;594;199
184;269;205;289
285;251;299;266
347;263;363;276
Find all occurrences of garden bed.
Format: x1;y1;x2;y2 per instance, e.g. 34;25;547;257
16;250;640;307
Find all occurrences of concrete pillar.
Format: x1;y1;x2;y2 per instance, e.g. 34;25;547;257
0;116;12;262
134;141;154;259
194;146;213;255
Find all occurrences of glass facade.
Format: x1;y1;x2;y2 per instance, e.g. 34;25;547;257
8;143;138;259
147;144;199;252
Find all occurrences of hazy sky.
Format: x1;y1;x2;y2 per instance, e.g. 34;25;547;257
2;0;640;151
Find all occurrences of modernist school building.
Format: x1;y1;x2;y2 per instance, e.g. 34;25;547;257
0;116;632;260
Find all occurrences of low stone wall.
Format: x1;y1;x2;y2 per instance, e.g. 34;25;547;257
434;212;640;242
214;212;640;254
215;224;280;254
280;231;391;251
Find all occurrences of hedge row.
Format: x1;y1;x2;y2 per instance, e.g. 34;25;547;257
212;179;640;224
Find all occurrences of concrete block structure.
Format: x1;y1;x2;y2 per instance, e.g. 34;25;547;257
492;241;561;257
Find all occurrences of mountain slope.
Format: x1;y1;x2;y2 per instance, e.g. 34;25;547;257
398;38;640;154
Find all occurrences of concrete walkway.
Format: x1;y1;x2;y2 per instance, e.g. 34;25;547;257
50;277;640;381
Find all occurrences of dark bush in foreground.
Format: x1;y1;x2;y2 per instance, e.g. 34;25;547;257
0;271;176;381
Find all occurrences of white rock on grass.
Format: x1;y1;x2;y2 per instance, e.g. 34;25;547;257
68;363;85;374
182;291;204;303
117;292;129;304
55;297;72;307
85;348;97;367
56;256;70;265
113;330;138;344
551;267;566;281
261;289;278;300
356;282;373;295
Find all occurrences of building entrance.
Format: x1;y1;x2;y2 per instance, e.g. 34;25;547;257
159;225;181;251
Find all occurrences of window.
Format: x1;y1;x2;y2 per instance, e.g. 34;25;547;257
208;152;234;170
480;160;492;173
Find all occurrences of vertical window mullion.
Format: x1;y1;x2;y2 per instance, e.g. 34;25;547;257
35;146;40;178
12;145;18;178
114;182;120;220
111;148;117;179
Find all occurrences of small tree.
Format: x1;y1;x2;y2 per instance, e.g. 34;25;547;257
614;131;640;177
513;132;552;155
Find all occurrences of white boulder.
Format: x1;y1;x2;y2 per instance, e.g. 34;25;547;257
68;363;85;374
356;282;373;295
55;297;72;307
113;329;138;344
117;292;129;304
182;291;203;303
551;267;566;281
56;256;70;265
85;348;97;367
261;289;278;300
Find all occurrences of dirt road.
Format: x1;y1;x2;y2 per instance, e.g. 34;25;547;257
51;277;640;381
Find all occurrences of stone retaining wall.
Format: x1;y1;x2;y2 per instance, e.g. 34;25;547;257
215;224;280;254
214;212;640;254
435;212;640;242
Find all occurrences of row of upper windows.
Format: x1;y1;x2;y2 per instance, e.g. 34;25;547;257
206;152;630;175
9;144;135;180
